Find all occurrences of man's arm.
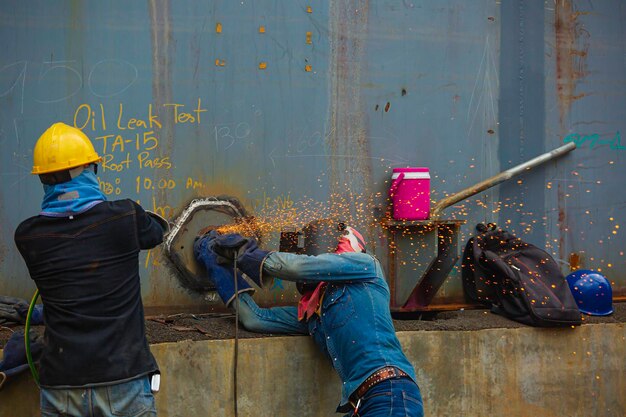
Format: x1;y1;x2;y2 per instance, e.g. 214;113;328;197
235;293;308;335
262;251;380;284
212;234;382;286
132;201;165;249
194;233;308;335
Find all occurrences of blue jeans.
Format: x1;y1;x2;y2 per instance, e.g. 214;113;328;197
345;378;424;417
41;376;157;417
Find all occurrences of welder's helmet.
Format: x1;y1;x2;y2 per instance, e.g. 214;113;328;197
297;220;366;294
32;122;101;184
566;270;613;316
335;226;366;254
302;219;366;255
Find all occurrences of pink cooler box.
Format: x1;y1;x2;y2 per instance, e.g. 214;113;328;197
389;167;430;220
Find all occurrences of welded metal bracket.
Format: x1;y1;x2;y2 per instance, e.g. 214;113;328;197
385;219;465;311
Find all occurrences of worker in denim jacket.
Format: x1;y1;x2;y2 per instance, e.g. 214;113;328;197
195;220;423;417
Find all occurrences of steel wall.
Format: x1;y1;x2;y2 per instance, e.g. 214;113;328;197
0;0;624;309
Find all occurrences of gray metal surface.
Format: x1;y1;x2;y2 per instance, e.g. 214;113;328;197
0;1;624;309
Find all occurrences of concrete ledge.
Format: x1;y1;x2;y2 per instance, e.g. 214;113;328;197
1;323;624;417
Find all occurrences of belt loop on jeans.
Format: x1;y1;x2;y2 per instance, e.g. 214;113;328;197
351;366;410;403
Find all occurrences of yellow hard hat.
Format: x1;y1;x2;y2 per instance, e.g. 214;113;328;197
31;123;102;174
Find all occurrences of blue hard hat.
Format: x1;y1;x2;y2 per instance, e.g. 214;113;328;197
566;270;613;316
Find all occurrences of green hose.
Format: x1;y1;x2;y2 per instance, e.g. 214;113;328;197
25;289;40;386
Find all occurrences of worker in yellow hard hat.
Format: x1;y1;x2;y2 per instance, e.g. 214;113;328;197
31;122;102;183
14;122;166;417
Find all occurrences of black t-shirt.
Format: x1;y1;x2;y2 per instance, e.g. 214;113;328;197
14;199;163;388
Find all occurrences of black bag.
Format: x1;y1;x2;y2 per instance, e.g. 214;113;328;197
462;223;581;327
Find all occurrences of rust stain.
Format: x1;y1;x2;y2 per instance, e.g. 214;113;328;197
148;1;175;174
328;1;373;237
555;0;590;127
148;0;175;303
148;0;175;207
555;1;592;283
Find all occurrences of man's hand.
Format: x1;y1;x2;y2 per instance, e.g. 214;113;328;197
212;233;250;262
213;233;270;288
193;231;254;307
193;230;220;260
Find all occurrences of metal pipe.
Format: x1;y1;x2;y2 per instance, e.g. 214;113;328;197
430;142;576;218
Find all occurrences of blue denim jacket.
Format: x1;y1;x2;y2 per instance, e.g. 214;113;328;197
236;251;417;412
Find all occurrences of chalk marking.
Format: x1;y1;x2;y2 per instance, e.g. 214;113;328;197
0;61;27;114
35;61;82;104
88;59;138;98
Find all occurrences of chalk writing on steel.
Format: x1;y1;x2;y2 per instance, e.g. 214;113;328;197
67;100;209;208
1;59;139;113
97;177;122;196
0;61;27;113
88;59;138;98
295;130;324;153
563;131;625;150
74;100;206;132
135;176;176;194
253;191;295;212
35;60;82;104
72;100;206;175
214;122;251;151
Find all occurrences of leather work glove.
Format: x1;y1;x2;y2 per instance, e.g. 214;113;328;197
194;232;254;307
211;233;249;264
0;331;43;390
193;230;221;261
213;234;272;288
